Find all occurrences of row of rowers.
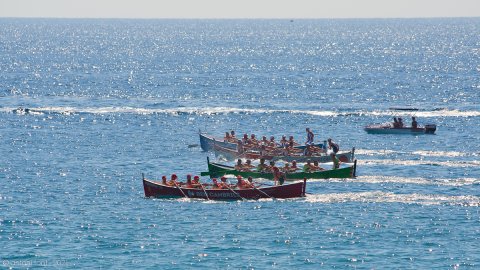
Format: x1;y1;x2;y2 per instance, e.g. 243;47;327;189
235;156;341;173
225;130;301;148
161;174;255;189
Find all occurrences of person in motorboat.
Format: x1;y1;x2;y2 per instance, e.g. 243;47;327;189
398;118;404;128
327;138;340;154
411;117;418;128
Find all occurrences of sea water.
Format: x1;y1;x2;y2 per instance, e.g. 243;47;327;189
1;18;479;269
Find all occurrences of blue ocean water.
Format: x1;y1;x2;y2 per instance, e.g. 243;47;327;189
1;18;479;269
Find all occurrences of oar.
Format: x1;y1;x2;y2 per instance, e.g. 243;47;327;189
252;185;272;199
225;185;246;201
173;181;189;198
199;184;210;200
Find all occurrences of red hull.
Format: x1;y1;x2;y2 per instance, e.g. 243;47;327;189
143;178;306;200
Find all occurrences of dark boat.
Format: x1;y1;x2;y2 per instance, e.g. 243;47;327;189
142;175;307;200
202;157;357;180
364;123;436;134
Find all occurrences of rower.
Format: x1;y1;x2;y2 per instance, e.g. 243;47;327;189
212;178;221;189
256;158;268;172
161;176;167;185
185;174;193;188
236;175;247;189
235;159;244;171
168;174;178;186
192;175;201;188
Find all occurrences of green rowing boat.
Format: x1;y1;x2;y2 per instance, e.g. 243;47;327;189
201;158;357;180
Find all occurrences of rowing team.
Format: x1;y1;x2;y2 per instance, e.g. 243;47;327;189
235;156;340;173
161;174;256;189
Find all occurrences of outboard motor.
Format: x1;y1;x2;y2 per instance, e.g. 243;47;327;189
425;124;437;134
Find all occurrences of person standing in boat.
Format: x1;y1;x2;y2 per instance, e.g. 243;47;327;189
411;117;418;128
327;138;339;154
331;153;340;169
272;166;286;185
236;139;244;154
305;128;314;145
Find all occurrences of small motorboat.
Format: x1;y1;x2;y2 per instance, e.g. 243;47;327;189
364;123;436;134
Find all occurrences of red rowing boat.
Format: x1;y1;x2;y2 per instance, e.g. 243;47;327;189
142;176;306;200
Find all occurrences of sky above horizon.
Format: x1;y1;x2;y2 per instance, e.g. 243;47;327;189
0;0;479;19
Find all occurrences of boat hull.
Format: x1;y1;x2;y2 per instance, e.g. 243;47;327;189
364;125;436;134
204;160;357;180
143;178;306;200
199;132;324;152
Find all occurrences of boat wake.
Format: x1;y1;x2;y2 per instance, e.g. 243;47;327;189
304;191;480;206
356;149;477;158
311;175;480;186
359;159;480;168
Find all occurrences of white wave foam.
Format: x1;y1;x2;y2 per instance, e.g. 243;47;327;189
1;106;479;118
307;175;479;186
360;159;480;167
305;191;480;206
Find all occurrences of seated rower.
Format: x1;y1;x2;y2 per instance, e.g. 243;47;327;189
235;159;244;171
288;135;299;146
243;159;255;171
211;178;222;189
256;158;269;172
230;130;236;140
282;162;291;172
303;160;313;173
313;160;324;171
269;136;277;148
260;136;269;146
224;131;232;142
244;176;255;189
250;134;259;146
285;141;303;155
279;135;288;147
219;176;230;189
185;174;193;188
191;175;201;188
290;160;299;172
235;175;248;189
161;176;167;185
168;174;179;186
242;133;249;145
